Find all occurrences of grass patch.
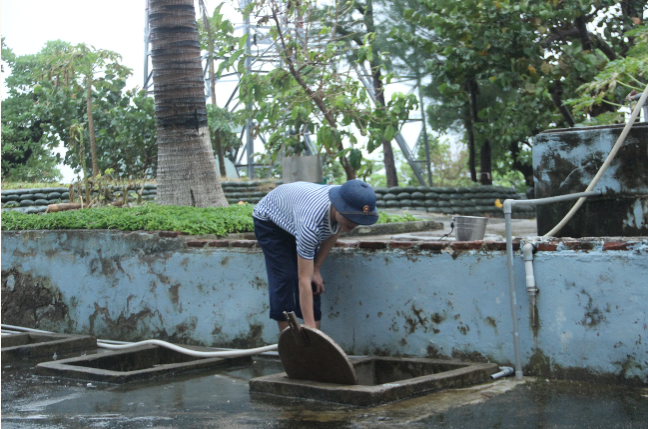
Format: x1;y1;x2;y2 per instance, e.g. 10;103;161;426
378;212;417;223
1;203;418;236
1;203;255;236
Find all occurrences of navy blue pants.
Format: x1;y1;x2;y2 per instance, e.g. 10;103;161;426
254;218;321;322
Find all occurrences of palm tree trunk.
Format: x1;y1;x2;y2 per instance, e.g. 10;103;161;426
86;75;100;176
149;0;227;207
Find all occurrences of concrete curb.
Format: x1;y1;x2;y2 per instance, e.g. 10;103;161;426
341;220;444;237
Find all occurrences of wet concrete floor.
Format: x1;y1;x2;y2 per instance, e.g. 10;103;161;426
3;356;647;428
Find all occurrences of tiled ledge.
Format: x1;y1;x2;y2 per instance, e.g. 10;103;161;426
3;230;645;254
163;231;647;253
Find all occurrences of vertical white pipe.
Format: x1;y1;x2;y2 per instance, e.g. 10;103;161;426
504;203;523;378
523;243;537;296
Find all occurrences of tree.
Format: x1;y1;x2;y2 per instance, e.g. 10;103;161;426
100;89;158;178
40;43;131;176
2;39;160;182
239;0;417;181
206;104;242;174
149;0;228;207
1;39;62;182
568;23;648;123
198;1;242;177
330;0;403;187
395;0;646;187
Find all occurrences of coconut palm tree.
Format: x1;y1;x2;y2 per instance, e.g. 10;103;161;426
149;0;228;207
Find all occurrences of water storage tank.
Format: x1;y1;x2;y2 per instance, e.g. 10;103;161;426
533;123;648;237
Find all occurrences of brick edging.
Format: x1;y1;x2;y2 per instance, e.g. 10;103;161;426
156;233;644;253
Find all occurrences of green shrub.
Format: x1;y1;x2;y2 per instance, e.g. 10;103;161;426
1;203;417;235
1;203;255;236
377;212;417;224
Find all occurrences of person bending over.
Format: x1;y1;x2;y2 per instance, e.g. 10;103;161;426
253;179;379;332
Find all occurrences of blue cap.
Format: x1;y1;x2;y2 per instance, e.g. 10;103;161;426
329;179;379;225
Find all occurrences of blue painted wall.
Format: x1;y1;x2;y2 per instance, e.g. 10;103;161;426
2;231;646;384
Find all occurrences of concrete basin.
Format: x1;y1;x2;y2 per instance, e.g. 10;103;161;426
1;332;96;363
36;344;251;383
250;357;499;406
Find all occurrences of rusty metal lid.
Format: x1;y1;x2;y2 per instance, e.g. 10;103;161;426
277;315;357;385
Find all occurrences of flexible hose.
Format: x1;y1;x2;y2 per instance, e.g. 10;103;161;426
1;323;278;358
545;83;648;237
96;339;278;357
2;324;52;334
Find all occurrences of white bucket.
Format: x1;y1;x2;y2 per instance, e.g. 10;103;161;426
453;216;488;241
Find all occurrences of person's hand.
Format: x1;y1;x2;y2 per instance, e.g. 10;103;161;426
311;270;325;295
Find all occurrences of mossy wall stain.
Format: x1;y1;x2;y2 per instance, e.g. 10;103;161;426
214;323;265;349
1;268;71;332
451;349;490;363
88;303;161;341
577;289;610;328
526;348;646;386
251;276;267;290
156;317;200;346
484;316;498;334
88;249;125;279
168;283;181;305
399;303;450;334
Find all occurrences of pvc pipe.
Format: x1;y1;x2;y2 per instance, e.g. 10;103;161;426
503;191;602;212
545;83;648;237
504;210;523;379
491;366;515;380
522;242;537;297
502;190;601;380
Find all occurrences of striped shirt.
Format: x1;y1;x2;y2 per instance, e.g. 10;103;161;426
253;182;340;259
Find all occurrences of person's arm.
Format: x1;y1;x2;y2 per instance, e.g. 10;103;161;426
311;230;342;295
297;255;317;329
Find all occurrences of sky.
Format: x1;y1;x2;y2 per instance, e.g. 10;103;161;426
1;0;428;183
1;0;152;181
1;0;148;95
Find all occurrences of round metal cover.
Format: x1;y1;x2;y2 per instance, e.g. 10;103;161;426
278;325;357;385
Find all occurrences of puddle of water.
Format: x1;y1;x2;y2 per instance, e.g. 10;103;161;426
3;358;648;428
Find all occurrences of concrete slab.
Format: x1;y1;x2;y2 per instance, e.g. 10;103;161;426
1;332;96;363
3;357;648;428
36;344;252;383
339;209;538;242
250;357;499;406
343;220;443;237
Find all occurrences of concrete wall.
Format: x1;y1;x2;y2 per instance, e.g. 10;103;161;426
2;231;647;384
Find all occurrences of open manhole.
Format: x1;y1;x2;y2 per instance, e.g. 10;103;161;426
37;344;251;383
250;357;499;406
1;332;96;363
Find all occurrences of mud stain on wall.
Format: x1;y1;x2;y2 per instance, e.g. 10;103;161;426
1;268;70;332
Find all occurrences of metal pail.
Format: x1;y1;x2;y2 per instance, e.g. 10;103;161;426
454;216;488;241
